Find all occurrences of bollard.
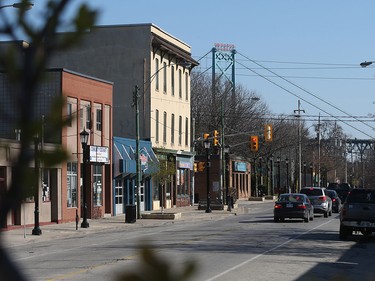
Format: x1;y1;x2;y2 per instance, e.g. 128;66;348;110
75;209;79;230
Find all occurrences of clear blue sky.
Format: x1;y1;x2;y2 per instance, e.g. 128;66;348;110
9;0;375;139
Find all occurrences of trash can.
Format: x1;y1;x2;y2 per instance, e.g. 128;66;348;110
125;205;136;223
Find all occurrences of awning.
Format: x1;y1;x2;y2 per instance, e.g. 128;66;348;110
113;137;158;177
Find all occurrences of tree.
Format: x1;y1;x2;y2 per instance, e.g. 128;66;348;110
0;1;96;280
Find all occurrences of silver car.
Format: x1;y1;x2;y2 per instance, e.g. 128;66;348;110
300;187;332;217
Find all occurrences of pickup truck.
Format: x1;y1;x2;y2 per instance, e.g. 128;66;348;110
340;189;375;240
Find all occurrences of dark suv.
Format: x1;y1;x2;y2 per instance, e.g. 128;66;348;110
300;187;332;217
340;189;375;240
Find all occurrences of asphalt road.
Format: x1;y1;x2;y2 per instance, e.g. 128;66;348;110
4;202;375;281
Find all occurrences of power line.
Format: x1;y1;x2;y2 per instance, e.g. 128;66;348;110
236;51;375;138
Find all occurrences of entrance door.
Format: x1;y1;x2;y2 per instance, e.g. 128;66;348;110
139;184;145;212
114;178;123;215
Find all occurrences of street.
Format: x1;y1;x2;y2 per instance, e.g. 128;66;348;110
4;201;375;281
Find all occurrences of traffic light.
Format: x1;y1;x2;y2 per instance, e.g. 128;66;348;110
203;133;210;139
213;130;219;146
264;124;273;142
197;161;205;172
250;136;258;151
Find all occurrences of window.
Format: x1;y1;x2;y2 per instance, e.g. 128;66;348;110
155;59;159;91
86;105;91;129
67;162;77;208
163;112;167;143
171;114;175;144
171;66;175;96
96;109;102;131
163;62;167;93
93;165;103;206
178;115;182;145
178;69;182;98
155;109;159;142
185;117;189;146
67;103;72;127
79;107;84;130
185;72;189;100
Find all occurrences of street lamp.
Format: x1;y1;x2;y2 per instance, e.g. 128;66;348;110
223;145;231;211
303;162;307;188
0;2;34;10
80;128;89;228
204;139;211;213
32;136;41;235
310;163;313;187
277;156;281;196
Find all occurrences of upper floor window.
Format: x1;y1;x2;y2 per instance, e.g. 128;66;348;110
155;59;159;91
185;72;189;101
163;111;167;144
86;105;91;130
163;62;167;93
171;114;175;144
178;115;182;145
155;109;159;143
178;69;182;98
96;109;102;131
171;66;175;96
67;103;72;127
185;117;189;146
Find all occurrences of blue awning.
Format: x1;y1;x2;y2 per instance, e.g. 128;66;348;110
113;137;158;177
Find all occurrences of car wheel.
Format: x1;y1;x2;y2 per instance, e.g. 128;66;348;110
310;211;314;221
274;217;279;222
324;211;328;218
339;225;352;240
329;209;332;216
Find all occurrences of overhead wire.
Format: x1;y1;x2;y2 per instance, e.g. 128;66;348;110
236;51;375;139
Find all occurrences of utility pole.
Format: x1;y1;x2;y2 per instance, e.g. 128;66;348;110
294;100;305;191
133;85;141;219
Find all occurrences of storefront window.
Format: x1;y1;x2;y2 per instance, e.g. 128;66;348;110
93;164;103;206
67;162;77;207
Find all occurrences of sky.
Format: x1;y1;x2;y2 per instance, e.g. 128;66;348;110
4;0;375;139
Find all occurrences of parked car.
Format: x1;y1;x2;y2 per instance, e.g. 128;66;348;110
274;193;314;223
300;187;332;217
327;182;351;202
325;189;342;213
340;189;375;240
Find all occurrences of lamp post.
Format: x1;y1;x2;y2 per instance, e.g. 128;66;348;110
303;162;307;188
310;163;313;187
223;145;231;211
277;156;281;196
0;2;34;10
285;158;289;193
204;139;211;213
32;136;41;235
80;128;89;228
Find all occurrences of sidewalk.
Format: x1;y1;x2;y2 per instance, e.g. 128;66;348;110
1;199;272;247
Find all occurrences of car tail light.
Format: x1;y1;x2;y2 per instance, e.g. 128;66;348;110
332;198;336;202
297;204;306;209
319;195;326;201
274;204;282;209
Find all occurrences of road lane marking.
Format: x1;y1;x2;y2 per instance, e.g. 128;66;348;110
204;219;333;281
